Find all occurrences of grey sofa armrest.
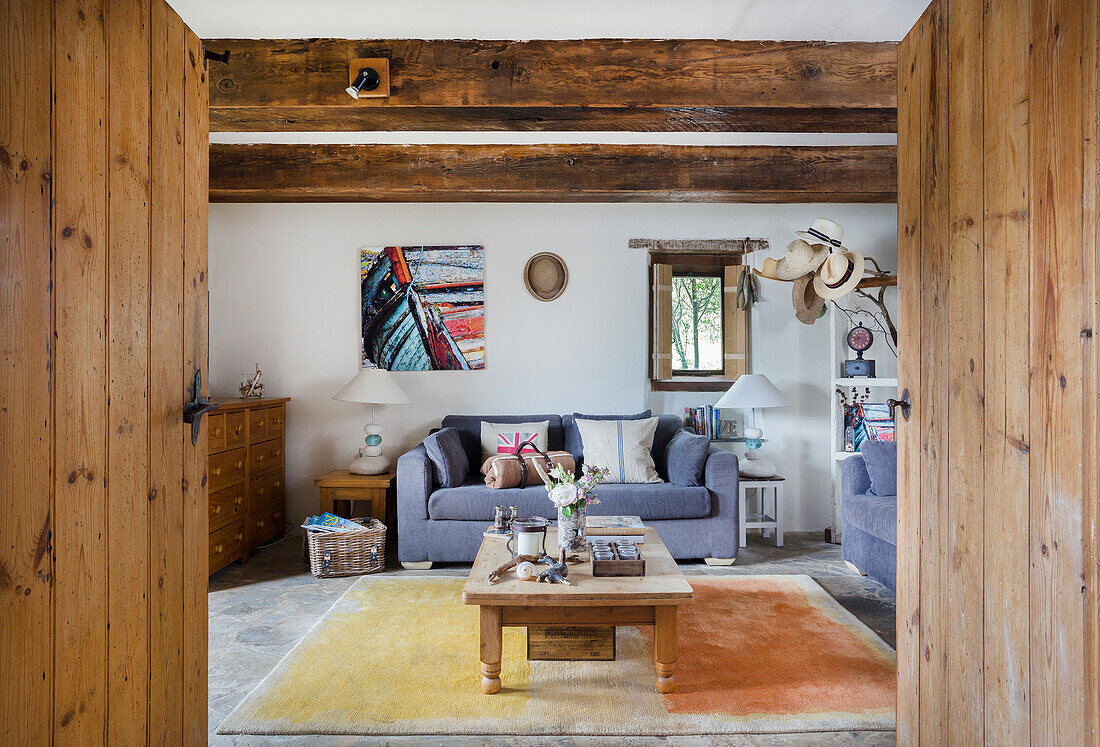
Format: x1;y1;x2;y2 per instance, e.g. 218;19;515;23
703;447;739;515
842;454;871;498
397;444;433;562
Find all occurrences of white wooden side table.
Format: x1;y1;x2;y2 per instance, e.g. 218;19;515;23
738;476;785;547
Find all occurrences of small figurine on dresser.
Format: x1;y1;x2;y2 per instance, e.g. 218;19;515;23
239;364;264;398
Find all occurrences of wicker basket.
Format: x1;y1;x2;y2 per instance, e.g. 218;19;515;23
304;518;386;578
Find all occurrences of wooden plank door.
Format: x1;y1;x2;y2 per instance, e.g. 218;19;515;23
1;0;209;743
896;0;1100;742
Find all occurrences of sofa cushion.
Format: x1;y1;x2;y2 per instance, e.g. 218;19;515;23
427;480;711;522
664;429;710;487
479;420;549;463
651;415;686;479
422;427;468;488
859;441;897;496
842;492;898;545
574;417;662;484
563;411;652;462
441;414;564;476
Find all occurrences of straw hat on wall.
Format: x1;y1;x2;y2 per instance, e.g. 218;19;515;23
524;252;568;301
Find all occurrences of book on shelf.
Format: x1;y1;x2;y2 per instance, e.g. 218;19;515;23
682;405;724;439
585;515;644;535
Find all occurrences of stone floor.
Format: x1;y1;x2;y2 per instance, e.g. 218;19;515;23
208;531;896;746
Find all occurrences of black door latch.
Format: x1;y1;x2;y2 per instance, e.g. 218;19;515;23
182;370;219;445
887;388;912;421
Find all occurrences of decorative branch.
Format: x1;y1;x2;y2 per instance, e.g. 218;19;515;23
853;286;898;349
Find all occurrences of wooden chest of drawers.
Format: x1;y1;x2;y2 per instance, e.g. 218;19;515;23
208;397;290;574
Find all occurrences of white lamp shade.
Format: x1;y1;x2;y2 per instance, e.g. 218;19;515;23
714;373;789;409
333;367;411;405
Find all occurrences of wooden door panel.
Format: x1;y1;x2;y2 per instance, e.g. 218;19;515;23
0;2;54;742
2;1;208;742
181;26;210;744
898;0;1099;741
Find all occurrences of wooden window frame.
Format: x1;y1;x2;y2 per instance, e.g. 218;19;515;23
649;252;748;392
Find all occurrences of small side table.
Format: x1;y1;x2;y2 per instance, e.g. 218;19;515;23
738;476;785;547
314;469;396;525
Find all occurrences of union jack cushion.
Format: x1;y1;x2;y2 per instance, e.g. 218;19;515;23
479;420;550;463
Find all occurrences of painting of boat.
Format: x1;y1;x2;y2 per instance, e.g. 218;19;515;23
361;246;485;371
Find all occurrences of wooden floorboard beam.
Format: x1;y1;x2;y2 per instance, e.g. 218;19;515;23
209;143;898;203
206;38;898;133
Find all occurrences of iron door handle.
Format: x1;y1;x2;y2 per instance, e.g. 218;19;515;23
183;370;220;445
887;388;912;421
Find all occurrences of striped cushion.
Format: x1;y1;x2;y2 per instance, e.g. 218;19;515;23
574;417;663;484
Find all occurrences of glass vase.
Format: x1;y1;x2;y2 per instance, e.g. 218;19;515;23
557;504;584;552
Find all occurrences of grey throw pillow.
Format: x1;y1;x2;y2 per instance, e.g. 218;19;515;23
664;429;710;487
423;427;470;488
860;440;897;496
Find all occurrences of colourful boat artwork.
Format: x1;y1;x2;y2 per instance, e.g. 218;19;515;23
361;246;485;371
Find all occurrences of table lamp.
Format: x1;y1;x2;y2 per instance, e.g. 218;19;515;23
333;367;411;475
715;373;790;478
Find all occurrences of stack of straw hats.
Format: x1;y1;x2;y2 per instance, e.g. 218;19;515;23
753;218;865;325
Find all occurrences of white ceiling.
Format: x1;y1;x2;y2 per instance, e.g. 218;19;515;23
169;0;929;41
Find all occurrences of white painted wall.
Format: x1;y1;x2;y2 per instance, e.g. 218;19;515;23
209;202;897;532
193;0;913;536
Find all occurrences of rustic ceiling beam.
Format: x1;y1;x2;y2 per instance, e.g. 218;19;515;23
208;143;898;203
206;39;898;133
628;238;770;255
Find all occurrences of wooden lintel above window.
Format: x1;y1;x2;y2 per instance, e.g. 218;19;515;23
209;143;897;203
651;379;735;393
630;238;769;256
205;38;898;133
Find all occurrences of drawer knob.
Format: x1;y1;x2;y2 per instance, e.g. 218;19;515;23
236;497;243;505
215;544;223;553
259;521;265;528
235;461;244;469
214;506;221;514
212;467;221;476
257;455;264;462
257;488;265;495
274;450;282;457
257;420;265;427
236;533;244;541
235;426;243;434
213;428;222;436
274;481;281;488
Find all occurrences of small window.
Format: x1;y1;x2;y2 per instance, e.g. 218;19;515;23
650;259;748;389
671;273;723;374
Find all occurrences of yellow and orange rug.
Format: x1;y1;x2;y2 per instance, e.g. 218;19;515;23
218;575;895;736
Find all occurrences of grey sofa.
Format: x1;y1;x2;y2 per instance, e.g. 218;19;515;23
397;413;740;566
840;449;897;591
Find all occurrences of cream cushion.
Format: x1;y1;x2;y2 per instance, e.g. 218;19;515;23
574;417;663;484
479;420;550;463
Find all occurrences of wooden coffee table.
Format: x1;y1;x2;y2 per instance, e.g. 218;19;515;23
461;527;694;694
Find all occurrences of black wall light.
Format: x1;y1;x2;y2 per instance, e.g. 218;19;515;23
346;67;381;99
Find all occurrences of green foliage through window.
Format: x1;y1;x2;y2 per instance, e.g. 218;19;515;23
671;274;722;372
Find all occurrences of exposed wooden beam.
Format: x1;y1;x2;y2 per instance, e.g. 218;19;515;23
206;38;898;133
208;143;898;203
628;238;770;255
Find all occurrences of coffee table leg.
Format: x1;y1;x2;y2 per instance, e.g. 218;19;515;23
479;605;502;694
654;605;677;694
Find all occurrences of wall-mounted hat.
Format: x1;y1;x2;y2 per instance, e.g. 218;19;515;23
524;252;568;301
775;238;829;280
813;250;865;300
752;256;787;282
792;274;826;325
795;218;847;250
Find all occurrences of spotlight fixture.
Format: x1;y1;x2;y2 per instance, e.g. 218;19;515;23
346;67;381;99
